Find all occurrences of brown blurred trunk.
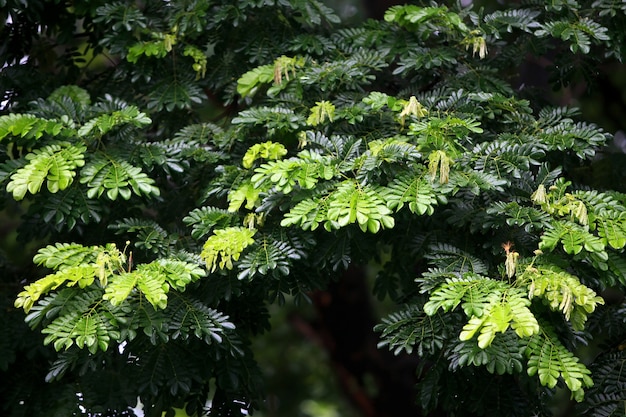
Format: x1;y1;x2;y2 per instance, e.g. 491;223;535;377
298;266;439;417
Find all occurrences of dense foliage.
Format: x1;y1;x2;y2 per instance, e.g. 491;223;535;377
1;0;626;416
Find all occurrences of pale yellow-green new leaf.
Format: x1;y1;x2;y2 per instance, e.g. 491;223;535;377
201;227;256;273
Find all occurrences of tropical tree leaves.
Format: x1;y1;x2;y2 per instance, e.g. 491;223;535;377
200;227;257;273
6;143;86;200
526;328;594;401
80;156;160;200
5;0;626;414
14;242;222;357
16;243;205;314
280;180;396;233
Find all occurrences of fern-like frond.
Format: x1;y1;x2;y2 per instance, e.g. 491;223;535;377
32;242;110;270
375;305;451;356
378;171;440;215
280;195;329;231
458;287;539;348
0;113;69;142
538;121;609;159
15;265;99;313
251;151;336;193
520;263;604;330
472;140;545;179
449;169;508;194
6;142;86;200
539;220;606;257
484;201;552;232
146;76;205;111
448;330;525;374
325;180;395;233
242;141;288;169
393;46;459;77
423;273;505;317
299;49;389;92
237;236;303;280
525;326;593;401
109;218;172;255
183;207;237;239
482;9;541;34
30;187;104;232
535;18;610;54
537;106;580;127
103;259;205;309
424;275;540;348
169;294;235;343
577;350;626;416
423;243;488;274
16;243;127;312
232;106;305;134
80;154;160;200
39;288;119;354
200;227;256;273
77;106;151;137
358;138;422;176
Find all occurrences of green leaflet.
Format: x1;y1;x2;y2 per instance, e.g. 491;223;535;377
169;296;236;344
103;260;206;309
280;196;329;231
458;289;539;348
359;139;422;176
16;241;126;312
423;274;504;317
422;269;596;399
279;179;395;233
378;172;439;215
0;113;67;142
520;263;604;330
236;65;274;98
228;181;263;212
242;141;288;169
15;265;99;313
77;106;151;137
109;218;172;255
17;243;205;314
535;18;610;54
126;31;177;63
325;180;395;233
597;216;626;249
33;242;109;269
526;327;594;401
26;288;234;357
539;221;606;256
448;331;525;375
375;305;448;356
183;207;236;239
6;143;86;200
384;5;469;34
237;237;304;280
236;55;306;98
424;276;539;348
40;289;118;354
251;153;335;194
307;100;336;126
200;227;257;273
15;241;208;355
80;156;160;200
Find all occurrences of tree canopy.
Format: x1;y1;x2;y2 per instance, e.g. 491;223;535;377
1;0;626;416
